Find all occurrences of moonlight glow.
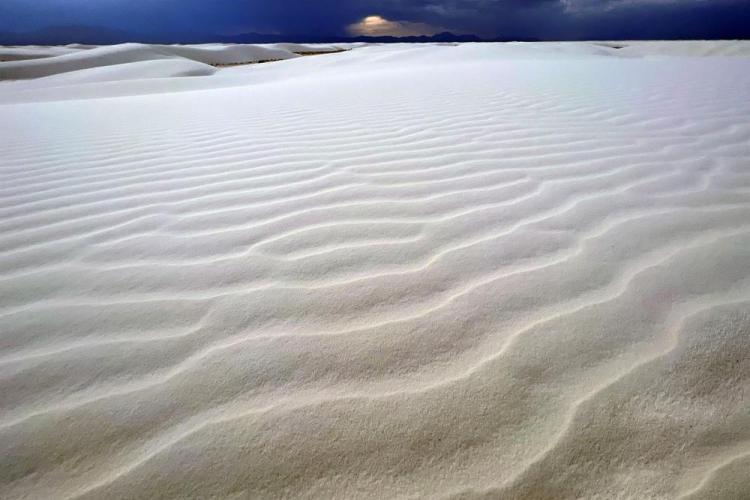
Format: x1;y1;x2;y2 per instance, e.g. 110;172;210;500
347;14;444;37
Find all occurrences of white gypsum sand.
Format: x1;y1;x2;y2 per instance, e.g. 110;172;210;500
0;41;749;499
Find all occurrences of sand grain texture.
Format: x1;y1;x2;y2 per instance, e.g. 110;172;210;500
1;41;749;499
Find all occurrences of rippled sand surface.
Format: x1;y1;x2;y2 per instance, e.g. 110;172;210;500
1;42;749;499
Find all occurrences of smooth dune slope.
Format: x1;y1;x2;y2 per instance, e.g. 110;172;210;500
0;45;83;62
0;42;304;81
0;42;749;499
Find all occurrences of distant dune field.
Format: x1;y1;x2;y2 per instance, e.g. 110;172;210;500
1;41;749;499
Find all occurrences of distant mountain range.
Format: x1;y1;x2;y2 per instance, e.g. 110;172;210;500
216;31;494;44
0;25;542;46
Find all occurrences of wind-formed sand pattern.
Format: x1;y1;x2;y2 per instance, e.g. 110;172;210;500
1;41;749;499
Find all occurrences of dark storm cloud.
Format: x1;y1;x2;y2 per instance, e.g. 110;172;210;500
0;0;748;40
368;0;750;39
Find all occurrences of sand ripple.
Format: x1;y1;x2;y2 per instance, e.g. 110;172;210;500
1;42;749;499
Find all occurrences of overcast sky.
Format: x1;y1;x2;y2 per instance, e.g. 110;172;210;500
1;0;749;40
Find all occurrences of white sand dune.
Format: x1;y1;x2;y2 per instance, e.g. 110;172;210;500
0;43;192;80
0;42;306;81
267;42;344;54
0;45;83;62
0;41;749;499
152;43;302;65
17;58;217;86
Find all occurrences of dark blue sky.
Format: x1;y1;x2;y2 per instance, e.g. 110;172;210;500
1;0;749;40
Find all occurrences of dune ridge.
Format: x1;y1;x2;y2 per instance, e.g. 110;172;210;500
1;42;749;499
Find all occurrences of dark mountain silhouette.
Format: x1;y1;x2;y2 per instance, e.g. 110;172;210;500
0;26;527;46
216;31;485;44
